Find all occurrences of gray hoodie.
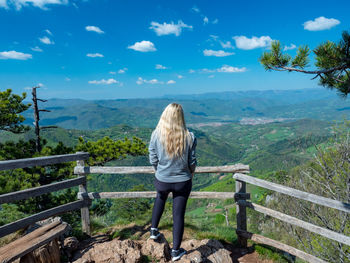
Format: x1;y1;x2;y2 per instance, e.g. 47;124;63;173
148;130;197;183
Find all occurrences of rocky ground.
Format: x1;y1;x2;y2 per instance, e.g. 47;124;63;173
70;224;273;263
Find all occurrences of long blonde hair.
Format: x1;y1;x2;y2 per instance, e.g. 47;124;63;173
156;103;192;158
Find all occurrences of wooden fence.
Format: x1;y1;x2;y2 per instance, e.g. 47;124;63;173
0;152;349;263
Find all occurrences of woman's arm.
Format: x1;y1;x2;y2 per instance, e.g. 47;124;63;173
149;131;159;171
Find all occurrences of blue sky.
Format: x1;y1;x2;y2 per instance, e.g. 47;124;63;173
0;0;349;99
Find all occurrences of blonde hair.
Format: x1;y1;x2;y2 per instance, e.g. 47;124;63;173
156;103;192;158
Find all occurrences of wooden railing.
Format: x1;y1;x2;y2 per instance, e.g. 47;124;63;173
1;152;349;263
73;156;250;235
233;173;350;263
0;153;89;238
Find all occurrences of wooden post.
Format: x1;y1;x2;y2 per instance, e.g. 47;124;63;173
76;153;91;236
235;178;247;247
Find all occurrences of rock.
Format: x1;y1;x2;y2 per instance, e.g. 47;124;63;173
72;237;232;263
72;239;143;263
181;239;232;263
141;234;170;261
63;236;79;257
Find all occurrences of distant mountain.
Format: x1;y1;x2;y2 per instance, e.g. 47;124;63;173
162;88;339;104
22;88;349;130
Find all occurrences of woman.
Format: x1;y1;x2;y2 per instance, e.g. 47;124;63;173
148;103;197;261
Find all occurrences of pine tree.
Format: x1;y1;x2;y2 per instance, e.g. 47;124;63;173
259;31;350;97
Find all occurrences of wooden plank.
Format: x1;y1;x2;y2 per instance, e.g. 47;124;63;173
0;200;84;238
0;152;89;171
236;180;247;248
74;164;250;175
233;173;350;214
0;176;86;204
239;200;350;247
78;191;250;199
0;222;69;263
236;230;327;263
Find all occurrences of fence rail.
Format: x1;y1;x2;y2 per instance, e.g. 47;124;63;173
0;176;86;204
0;152;89;171
74;164;249;175
233;173;350;213
77;191;251;200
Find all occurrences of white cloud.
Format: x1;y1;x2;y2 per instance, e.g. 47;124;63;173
189;69;195;73
31;46;43;52
217;65;247;73
303;16;340;31
0;50;32;60
194;65;246;74
220;41;234;49
0;0;8;8
208;75;215;78
167;80;176;85
88;78;118;85
85;25;105;34
86;53;104;58
233;35;272;50
2;0;68;10
45;29;52;35
128;41;156;52
39;36;54;45
155;64;167;69
149;20;192;36
65;77;71;81
201;68;215;73
192;6;200;13
177;75;183;79
136;77;163;85
283;44;297;51
203;49;234;57
212;18;218;24
109;71;116;75
203;16;209;25
37;83;44;87
118;68;127;74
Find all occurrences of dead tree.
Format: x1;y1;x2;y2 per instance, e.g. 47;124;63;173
31;87;57;152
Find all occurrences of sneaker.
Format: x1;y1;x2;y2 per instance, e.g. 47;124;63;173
149;228;160;240
171;248;186;261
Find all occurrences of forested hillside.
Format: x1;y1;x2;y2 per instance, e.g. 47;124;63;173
20;88;350;129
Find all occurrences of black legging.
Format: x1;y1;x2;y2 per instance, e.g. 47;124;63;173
151;178;192;250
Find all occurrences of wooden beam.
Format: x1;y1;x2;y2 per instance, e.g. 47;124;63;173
236;230;327;263
239;200;350;247
233;173;350;214
0;221;69;263
0;176;86;204
0;152;89;171
0;200;84;238
78;191;250;200
74;164;250;175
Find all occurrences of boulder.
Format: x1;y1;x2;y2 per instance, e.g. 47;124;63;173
141;235;170;261
181;239;233;263
72;239;143;263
